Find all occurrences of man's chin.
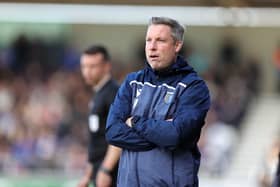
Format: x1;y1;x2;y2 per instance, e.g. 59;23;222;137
85;80;95;85
153;67;162;71
151;65;169;72
150;63;162;71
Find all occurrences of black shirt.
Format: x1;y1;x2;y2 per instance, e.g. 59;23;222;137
88;79;119;164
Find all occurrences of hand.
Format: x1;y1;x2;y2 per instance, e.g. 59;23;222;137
126;117;133;127
96;170;112;187
77;175;90;187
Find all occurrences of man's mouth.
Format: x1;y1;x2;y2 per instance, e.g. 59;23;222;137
149;55;159;60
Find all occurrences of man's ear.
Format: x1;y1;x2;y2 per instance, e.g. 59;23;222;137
175;41;183;53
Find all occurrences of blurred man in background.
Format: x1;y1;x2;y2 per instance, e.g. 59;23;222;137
106;17;210;187
78;45;121;187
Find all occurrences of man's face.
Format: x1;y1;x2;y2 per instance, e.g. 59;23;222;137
145;24;182;71
80;53;107;86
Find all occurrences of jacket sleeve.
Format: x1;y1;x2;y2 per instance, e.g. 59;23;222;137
131;80;210;150
106;74;156;151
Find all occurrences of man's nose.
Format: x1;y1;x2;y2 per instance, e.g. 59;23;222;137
149;41;157;50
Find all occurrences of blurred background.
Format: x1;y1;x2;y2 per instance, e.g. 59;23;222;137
0;1;280;187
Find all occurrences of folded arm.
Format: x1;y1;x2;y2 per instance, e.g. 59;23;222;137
131;80;210;150
106;74;156;151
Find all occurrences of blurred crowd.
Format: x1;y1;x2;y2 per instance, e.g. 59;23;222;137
0;34;263;177
0;35;90;175
187;38;262;177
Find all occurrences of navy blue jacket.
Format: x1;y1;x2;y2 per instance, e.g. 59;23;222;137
106;56;210;187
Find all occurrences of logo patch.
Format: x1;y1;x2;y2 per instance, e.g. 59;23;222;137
164;91;174;104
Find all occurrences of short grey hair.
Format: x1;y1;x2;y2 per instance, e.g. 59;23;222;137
148;17;185;42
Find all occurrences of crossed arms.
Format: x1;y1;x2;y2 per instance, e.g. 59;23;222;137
106;76;210;151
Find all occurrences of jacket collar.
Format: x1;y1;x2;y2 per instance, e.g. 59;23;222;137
145;55;194;77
